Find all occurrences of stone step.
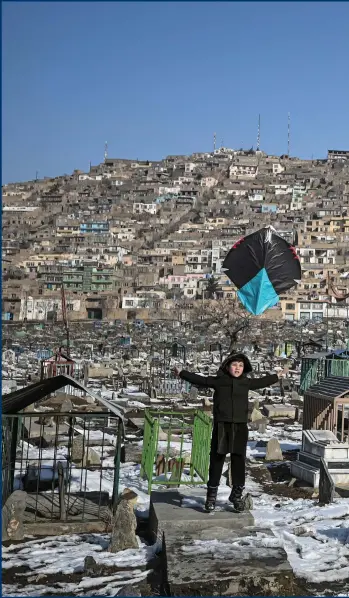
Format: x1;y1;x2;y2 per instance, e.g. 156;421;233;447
290;460;349;488
298;450;349;470
148;488;292;595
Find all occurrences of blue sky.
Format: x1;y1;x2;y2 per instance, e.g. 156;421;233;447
2;1;349;183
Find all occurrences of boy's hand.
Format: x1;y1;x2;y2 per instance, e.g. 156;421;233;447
277;367;288;379
173;366;180;377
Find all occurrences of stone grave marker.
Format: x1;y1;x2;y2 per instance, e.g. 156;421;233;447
265;438;283;461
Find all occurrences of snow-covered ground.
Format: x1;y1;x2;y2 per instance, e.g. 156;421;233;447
182;473;349;587
4;400;349;595
2;533;160;596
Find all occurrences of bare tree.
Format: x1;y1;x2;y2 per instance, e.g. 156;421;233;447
192;298;251;353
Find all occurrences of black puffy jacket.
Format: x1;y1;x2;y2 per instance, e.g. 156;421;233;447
179;361;278;423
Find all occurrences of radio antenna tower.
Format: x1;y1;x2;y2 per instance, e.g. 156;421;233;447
257;114;261;151
104;141;108;162
213;132;216;151
287;113;291;157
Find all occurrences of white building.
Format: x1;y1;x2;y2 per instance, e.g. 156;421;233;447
272;163;285;175
200;176;218;188
19;297;81;321
133;203;158;215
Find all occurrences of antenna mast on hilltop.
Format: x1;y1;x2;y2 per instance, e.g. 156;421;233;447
104;141;108;162
287;113;291;157
257;114;261;151
213;132;216;151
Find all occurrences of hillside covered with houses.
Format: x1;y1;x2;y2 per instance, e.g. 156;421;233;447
3;146;349;325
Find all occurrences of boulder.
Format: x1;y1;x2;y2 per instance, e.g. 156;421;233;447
116;585;141;596
2;490;27;541
109;488;139;552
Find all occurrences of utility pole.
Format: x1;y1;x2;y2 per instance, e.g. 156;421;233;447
61;284;70;357
287;112;291;157
257;114;261;151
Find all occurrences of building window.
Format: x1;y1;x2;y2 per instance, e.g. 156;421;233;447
286;303;295;310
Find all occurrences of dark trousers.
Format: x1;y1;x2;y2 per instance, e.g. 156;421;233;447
208;423;248;488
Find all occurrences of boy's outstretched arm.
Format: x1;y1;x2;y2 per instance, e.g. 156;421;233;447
249;372;280;390
174;367;217;389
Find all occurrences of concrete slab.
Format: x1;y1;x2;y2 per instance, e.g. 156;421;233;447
148;488;292;594
264;404;296;418
150;488;254;532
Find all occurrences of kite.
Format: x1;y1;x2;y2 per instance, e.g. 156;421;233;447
222;226;302;316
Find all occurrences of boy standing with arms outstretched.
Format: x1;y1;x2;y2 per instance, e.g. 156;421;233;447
175;353;286;512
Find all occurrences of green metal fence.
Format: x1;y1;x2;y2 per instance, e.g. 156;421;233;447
328;359;349;378
300;362;320;393
140;409;212;494
300;358;349;394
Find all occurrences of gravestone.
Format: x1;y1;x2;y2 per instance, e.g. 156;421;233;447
71;436;101;466
189;386;198;401
2;490;27;541
265;438;283;461
291;390;299;402
258;421;267;434
109;488;139;552
251;407;264;423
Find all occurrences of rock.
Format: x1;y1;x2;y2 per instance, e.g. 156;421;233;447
243;493;253;510
71;436;101;466
109;488;139;552
84;555;99;575
28;574;47;583
265;438;283;462
116;584;141;596
253;399;260;410
2;490;27;541
288;477;297;487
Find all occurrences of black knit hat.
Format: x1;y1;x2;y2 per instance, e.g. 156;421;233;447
220;353;253;374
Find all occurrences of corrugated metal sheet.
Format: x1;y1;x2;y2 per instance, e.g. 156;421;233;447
2;374;124;421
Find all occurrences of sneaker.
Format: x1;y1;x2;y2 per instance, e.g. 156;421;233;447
204;486;218;512
228;485;245;512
